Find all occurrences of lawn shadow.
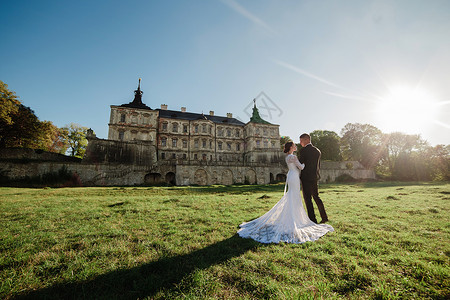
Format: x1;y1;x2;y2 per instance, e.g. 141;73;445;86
15;234;259;300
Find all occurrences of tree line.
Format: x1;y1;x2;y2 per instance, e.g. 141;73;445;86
281;124;449;181
0;80;91;158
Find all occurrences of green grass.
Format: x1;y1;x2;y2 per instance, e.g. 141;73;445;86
1;182;449;299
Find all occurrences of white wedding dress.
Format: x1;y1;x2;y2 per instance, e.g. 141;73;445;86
238;154;334;244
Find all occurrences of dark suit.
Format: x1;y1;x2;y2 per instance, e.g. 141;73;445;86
299;144;328;223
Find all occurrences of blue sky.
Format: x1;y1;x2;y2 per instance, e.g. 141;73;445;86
1;0;449;145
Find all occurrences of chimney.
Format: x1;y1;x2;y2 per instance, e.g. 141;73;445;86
227;113;232;118
209;111;214;116
161;104;168;110
181;107;186;112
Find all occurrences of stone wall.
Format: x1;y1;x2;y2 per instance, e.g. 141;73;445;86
84;138;157;166
0;149;375;186
175;164;286;186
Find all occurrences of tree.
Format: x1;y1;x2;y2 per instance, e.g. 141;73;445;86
280;136;292;150
63;123;91;158
0;101;42;148
340;123;384;168
382;132;428;179
0;81;40;148
1;80;65;150
310;130;341;161
37;121;69;154
425;144;450;181
0;80;20;127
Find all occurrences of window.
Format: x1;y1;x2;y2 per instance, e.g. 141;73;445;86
264;141;268;148
194;154;198;160
143;114;149;124
236;129;240;137
161;152;165;159
162;122;168;131
118;131;124;141
218;128;223;136
202;140;206;148
210;155;213;160
202;154;207;160
194;139;199;148
271;141;276;148
236;143;240;151
263;128;267;136
183;125;188;133
131;115;137;124
227;129;231;137
195;125;199;133
256;128;260;134
183;153;187;159
218;142;222;150
256;140;260;147
120;114;126;123
202;124;206;133
227;143;231;150
172;153;176;159
172;123;178;132
209;141;212;149
183;140;188;148
161;137;167;147
209;126;212;134
172;138;177;147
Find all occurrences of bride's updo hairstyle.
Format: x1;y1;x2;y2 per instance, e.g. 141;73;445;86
283;141;294;153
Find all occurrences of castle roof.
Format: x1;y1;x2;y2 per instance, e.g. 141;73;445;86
157;109;245;126
249;99;271;124
120;78;151;110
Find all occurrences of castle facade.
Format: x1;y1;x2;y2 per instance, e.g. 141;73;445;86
84;80;287;185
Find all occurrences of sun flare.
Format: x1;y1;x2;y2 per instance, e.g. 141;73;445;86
375;86;438;134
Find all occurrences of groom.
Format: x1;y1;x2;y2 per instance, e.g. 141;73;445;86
299;133;329;224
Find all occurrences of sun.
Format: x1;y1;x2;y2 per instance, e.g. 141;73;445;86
375;86;438;134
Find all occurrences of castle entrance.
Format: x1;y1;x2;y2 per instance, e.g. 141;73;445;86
144;173;162;184
165;172;176;185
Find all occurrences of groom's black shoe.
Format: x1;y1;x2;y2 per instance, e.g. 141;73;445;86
320;219;328;224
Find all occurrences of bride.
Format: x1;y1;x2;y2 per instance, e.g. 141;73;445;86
238;142;334;244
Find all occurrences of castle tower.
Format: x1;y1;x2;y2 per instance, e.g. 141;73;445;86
108;79;159;142
244;100;281;163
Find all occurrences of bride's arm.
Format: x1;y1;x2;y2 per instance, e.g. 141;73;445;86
287;155;305;170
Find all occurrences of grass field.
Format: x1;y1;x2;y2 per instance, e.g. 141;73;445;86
1;182;449;299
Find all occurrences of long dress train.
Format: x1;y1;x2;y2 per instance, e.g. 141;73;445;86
237;154;334;244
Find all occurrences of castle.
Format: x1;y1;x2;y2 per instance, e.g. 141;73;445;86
84;79;287;185
0;80;376;186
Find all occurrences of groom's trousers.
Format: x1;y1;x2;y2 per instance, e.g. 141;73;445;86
301;179;328;223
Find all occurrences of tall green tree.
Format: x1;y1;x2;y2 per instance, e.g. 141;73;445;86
310;130;341;161
425;144;450;181
382;132;428;178
0;80;20;127
0;100;42;148
340;123;384;168
63;123;91;158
